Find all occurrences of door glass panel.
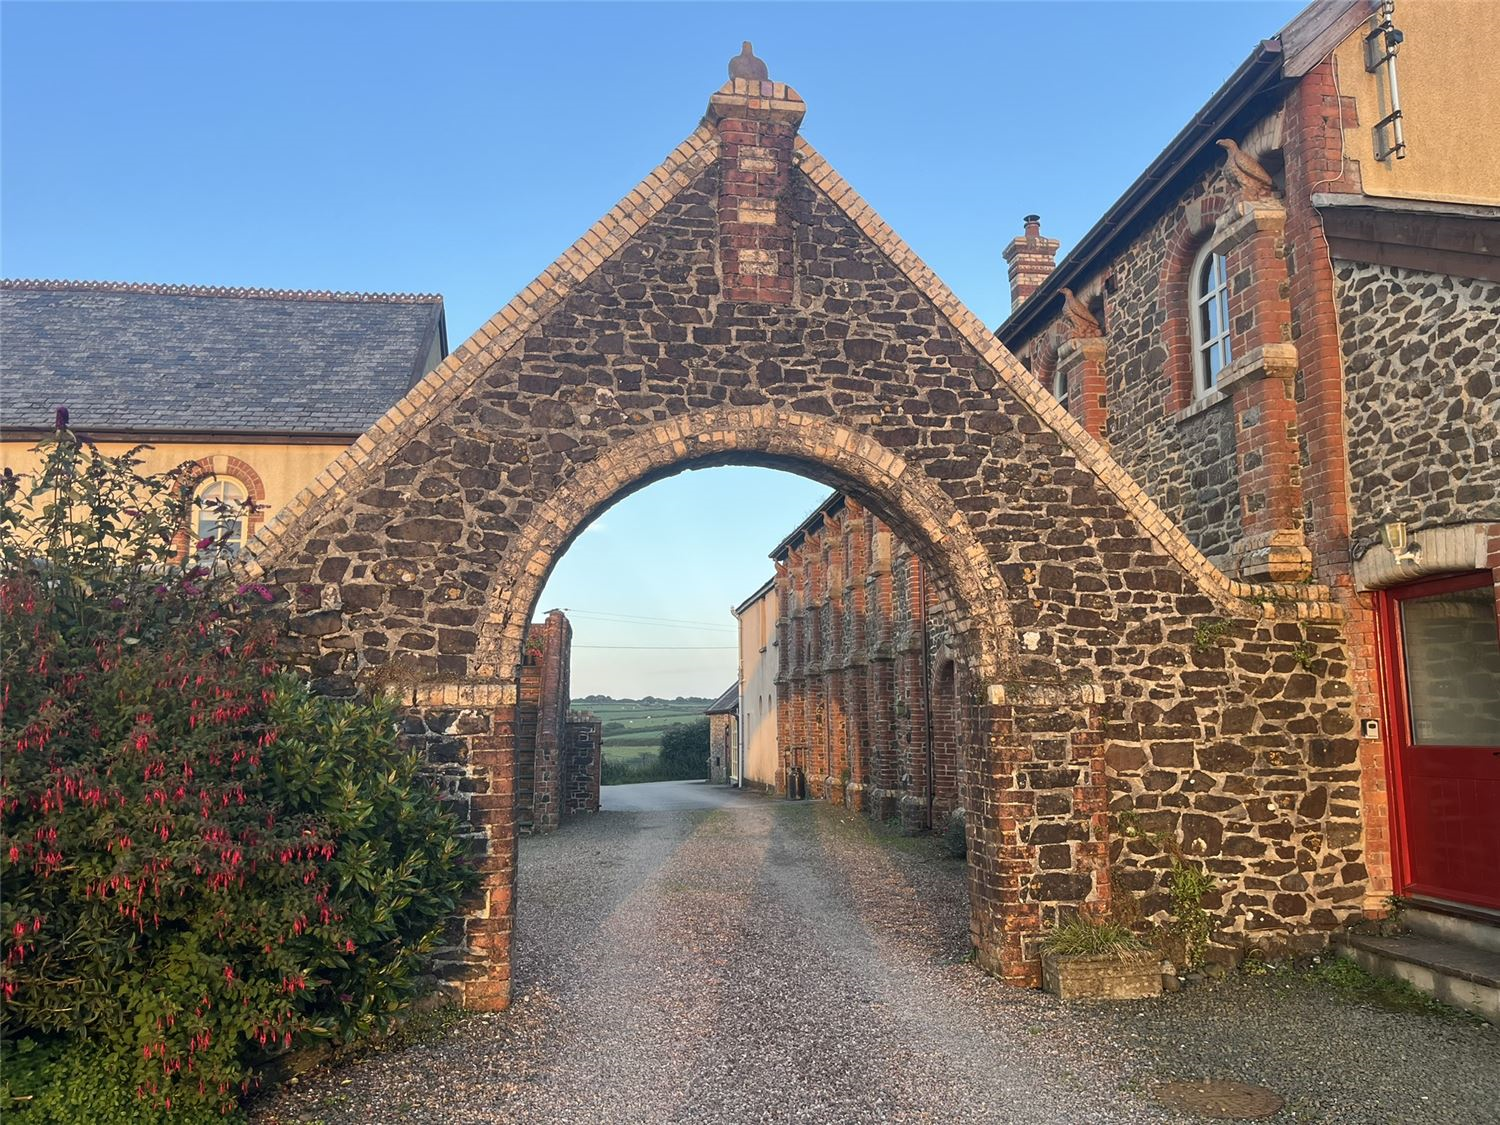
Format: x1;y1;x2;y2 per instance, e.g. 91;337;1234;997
1401;584;1500;747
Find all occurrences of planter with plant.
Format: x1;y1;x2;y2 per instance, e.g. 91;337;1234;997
1039;916;1162;1001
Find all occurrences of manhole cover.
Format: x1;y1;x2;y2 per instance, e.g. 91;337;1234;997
1156;1079;1285;1120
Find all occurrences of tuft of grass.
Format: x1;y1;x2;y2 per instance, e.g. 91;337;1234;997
1298;954;1465;1019
380;1000;471;1050
941;810;968;859
1041;917;1150;959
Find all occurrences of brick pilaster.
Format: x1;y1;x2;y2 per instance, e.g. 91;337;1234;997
1282;59;1388;909
1210;157;1311;583
706;75;806;305
1055;336;1108;440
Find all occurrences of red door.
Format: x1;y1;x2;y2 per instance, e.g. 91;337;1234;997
1380;571;1500;911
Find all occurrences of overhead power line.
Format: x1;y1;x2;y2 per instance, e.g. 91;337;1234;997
562;608;736;630
573;644;736;651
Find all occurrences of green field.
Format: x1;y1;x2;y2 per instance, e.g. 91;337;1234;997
572;697;711;763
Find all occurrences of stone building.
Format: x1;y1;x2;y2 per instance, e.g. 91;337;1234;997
996;0;1500;936
732;578;780;792
0;280;447;551
705;684;739;785
770;493;964;833
516;609;600;830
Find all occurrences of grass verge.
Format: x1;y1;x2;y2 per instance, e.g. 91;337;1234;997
1267;953;1468;1020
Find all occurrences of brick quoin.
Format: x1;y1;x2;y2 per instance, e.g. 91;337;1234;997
249;51;1363;1010
1278;58;1404;910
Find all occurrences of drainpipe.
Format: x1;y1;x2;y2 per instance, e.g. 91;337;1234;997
734;603;745;788
919;561;935;830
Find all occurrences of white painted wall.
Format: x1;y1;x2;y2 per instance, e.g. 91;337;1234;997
735;584;780;790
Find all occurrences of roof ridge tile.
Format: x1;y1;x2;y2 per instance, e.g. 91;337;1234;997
0;278;443;304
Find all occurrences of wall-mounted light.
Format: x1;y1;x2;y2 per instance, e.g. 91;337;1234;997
1381;519;1421;564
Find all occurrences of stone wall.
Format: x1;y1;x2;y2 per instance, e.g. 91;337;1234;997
1011;168;1246;566
562;712;601;815
998;61;1404;909
255;75;1361;1009
1335;261;1500;557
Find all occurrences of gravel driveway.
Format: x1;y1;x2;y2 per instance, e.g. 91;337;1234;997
255;783;1500;1124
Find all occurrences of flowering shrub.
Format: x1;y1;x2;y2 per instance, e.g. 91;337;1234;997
260;685;472;1045
1;424;471;1121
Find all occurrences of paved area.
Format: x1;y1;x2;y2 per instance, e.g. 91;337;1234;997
600;778;763;812
256;785;1500;1124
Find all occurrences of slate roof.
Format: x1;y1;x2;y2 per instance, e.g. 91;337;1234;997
0;280;446;435
704;683;739;715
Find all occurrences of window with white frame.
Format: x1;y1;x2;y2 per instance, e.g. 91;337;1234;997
195;478;248;558
1051;367;1069;411
1190;242;1233;397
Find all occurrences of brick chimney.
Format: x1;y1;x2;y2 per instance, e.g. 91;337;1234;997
706;43;806;304
1002;214;1060;311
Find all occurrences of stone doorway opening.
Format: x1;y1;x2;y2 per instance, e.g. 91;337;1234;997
503;451;1001;1007
528;462;985;832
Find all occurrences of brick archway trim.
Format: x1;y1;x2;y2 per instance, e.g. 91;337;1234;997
248;83;1333;622
472;406;1017;688
1160;189;1232;415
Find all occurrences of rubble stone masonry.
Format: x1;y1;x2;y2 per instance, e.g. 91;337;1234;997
1012;172;1250;568
1335;262;1500;556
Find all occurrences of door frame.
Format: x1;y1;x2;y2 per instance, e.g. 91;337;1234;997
1376;568;1500;905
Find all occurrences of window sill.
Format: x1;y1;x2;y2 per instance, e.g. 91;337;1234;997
1173;387;1229;425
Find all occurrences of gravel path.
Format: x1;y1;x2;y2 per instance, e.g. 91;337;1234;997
255;785;1500;1124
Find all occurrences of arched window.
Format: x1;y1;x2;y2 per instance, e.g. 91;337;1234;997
1190;242;1233;397
1051;367;1069;411
195;478;248;559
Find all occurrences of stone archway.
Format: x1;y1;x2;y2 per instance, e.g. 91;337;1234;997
473;409;1014;686
249;58;1360;1011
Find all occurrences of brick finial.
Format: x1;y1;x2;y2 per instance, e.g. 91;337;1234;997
1002;214;1060;311
706;60;806;305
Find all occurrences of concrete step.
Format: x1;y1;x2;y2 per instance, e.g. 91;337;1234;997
1403;903;1500;954
1335;932;1500;1024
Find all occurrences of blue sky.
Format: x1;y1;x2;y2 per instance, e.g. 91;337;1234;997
2;1;1304;698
